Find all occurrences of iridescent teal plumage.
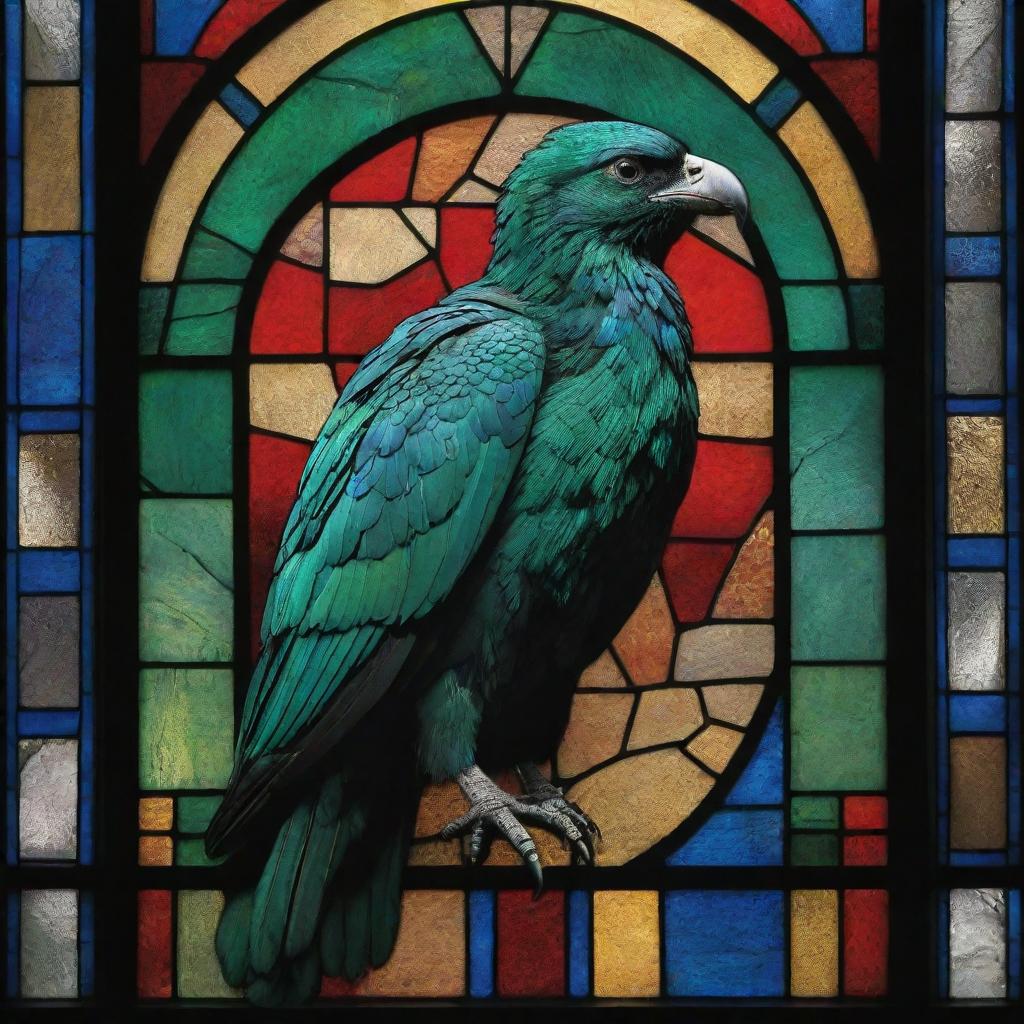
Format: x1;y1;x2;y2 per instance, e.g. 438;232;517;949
207;121;742;1004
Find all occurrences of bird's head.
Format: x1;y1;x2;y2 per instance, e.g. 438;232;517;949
491;120;748;273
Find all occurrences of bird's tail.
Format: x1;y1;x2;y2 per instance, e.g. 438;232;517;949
215;765;416;1005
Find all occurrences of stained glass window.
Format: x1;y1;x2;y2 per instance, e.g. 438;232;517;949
1;0;1020;1011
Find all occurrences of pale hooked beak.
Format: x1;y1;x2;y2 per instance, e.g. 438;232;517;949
649;153;749;227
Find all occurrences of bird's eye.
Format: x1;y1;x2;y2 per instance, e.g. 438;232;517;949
610;157;644;184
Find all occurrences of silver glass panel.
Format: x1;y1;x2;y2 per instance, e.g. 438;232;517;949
18;738;78;860
944;120;1002;233
948;572;1005;690
950;888;1007;998
20;889;79;998
945;283;1003;394
945;0;1003;113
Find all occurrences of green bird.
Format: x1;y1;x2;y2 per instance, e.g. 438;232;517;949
206;120;747;1004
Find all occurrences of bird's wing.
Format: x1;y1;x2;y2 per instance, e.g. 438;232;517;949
207;306;544;852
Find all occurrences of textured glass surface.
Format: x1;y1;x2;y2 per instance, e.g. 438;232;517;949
945;283;1003;394
790;890;839;997
950;736;1006;849
946;416;1005;534
20;889;79;998
945;0;1003;113
19;738;78;860
947;572;1005;690
944;120;1002;233
24;0;81;80
19;595;80;707
18;433;81;547
949;888;1006;997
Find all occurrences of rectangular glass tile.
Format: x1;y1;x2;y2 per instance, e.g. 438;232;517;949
20;890;78;998
790;366;883;529
177;891;238;998
950;736;1007;849
945;235;1001;276
945;0;1003;113
23;85;80;231
948;572;1005;690
945;283;1003;394
24;0;81;81
783;285;848;351
18;433;80;548
18;737;78;860
945;120;1002;233
19;595;80;707
593;891;659;997
950;694;1006;732
947;415;1005;534
950;888;1007;998
138;499;233;662
790;890;838;997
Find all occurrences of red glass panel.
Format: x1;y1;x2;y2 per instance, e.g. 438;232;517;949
812;58;880;156
330;137;417;203
672;441;772;539
195;0;289;58
667;235;772;353
251;260;324;354
731;0;823;55
140;62;206;162
497;890;565;997
137;890;172;998
661;541;736;621
843;889;888;996
249;433;311;659
439;207;496;289
844;795;888;830
843;835;888;866
332;361;359;392
866;0;880;51
140;0;154;56
329;260;447;356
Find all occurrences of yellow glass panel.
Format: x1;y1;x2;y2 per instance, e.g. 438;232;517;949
564;0;776;102
412;115;495;202
249;363;337;441
557;692;634;778
612;574;674;685
566;749;714;865
142;103;244;282
790;889;839;997
686;723;745;773
778;102;879;278
627;688;703;750
713;512;774;619
236;0;461;104
692;362;773;439
594;891;660;996
24;86;80;231
947;415;1005;534
138;835;173;867
138;796;174;831
354;891;465;996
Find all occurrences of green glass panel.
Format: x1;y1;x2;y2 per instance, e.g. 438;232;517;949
139;286;170;355
177;891;239;998
790;366;884;530
175;838;226;867
139;668;234;789
790;795;839;830
166;284;242;356
139;499;233;661
139;370;233;494
181;229;254;281
200;12;500;253
514;11;836;279
177;794;223;834
782;285;848;350
790;832;839;865
791;535;886;660
791;665;886;790
849;283;884;350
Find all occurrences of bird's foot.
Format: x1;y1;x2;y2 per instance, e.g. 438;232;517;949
441;764;589;894
516;762;601;864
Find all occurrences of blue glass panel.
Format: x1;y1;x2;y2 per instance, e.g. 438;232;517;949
755;77;800;128
948;538;1006;568
664;890;784;996
19;411;81;432
666;809;782;866
946;398;1003;414
6;239;19;403
19;237;82;405
949;695;1006;733
945;235;1001;277
220;81;261;128
4;1;20;156
17;711;81;737
81;0;96;234
792;0;863;52
950;851;1007;866
568;891;589;997
725;702;783;805
154;0;222;55
1009;889;1021;999
468;890;494;998
79;891;94;996
18;551;80;592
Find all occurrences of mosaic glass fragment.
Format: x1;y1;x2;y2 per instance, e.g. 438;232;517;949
19;433;80;548
791;795;839;830
950;888;1007;997
556;692;633;778
21;890;78;998
627;688;703;749
138;797;173;831
945;283;1003;394
19;595;79;707
510;5;548;75
165;283;242;356
713;512;774;619
675;624;774;681
19;738;78;860
474;113;576;186
948;572;1005;690
691;362;773;438
791;833;839;865
611;575;674;684
701;683;764;727
464;5;505;73
328;208;427;284
249;363;337;441
281;204;323;266
945;120;1001;233
782;285;848;351
848;284;884;350
687;724;744;773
